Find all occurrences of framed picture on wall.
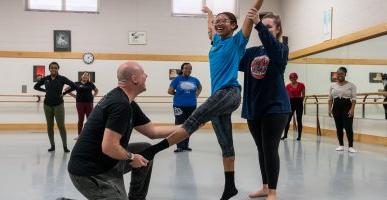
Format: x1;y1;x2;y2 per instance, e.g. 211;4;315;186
78;71;96;83
330;72;337;82
54;30;71;52
128;32;147;45
369;72;383;83
33;65;45;82
169;69;181;80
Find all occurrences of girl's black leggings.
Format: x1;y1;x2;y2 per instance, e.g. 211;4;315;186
247;114;288;189
332;98;354;147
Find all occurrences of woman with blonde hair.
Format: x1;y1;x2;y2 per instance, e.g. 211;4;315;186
68;72;98;138
239;12;290;200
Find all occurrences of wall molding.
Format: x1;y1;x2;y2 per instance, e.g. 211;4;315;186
0;51;208;62
289;23;387;60
1;23;387;64
2;23;387;63
0;123;385;146
289;58;387;65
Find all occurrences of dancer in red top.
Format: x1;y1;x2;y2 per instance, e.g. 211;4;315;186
281;72;305;140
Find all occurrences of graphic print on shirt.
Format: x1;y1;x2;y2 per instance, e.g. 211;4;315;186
173;107;183;116
179;81;197;94
79;84;87;89
250;55;270;80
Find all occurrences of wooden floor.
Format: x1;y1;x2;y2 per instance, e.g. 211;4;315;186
0;129;386;200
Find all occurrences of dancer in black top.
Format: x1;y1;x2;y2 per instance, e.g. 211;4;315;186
68;72;99;139
34;62;77;153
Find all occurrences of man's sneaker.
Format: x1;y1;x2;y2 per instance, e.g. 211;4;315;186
348;147;357;153
64;147;70;153
48;146;55;152
174;148;184;153
184;147;192;151
336;146;344;151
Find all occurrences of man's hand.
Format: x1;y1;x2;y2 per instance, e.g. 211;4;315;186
328;110;333;117
130;154;149;168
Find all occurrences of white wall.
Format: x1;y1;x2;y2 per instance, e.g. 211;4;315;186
0;0;280;124
0;58;214;95
0;0;281;54
0;57;246;124
309;35;387;59
0;0;386;138
280;0;387;51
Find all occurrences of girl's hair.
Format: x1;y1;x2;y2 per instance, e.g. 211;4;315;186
337;66;347;74
217;12;238;30
180;62;190;71
177;63;191;75
49;61;60;69
289;72;298;79
178;62;190;75
82;72;90;82
262;13;283;40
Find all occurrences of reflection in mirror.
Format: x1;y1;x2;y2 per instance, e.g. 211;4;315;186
287;35;387;120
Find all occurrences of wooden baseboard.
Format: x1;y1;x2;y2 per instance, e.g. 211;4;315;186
0;123;385;146
0;123;78;130
300;126;387;146
0;123;249;131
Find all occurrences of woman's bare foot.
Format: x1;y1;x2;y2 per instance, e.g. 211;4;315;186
266;189;277;200
248;186;269;198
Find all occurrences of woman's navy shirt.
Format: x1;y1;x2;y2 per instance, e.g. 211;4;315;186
239;22;291;119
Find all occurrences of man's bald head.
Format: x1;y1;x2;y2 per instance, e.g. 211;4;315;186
117;61;142;82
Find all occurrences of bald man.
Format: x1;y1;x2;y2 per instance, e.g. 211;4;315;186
68;61;177;200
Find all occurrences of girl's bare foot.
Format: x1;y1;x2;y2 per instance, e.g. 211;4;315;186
248;186;269;198
266;189;277;200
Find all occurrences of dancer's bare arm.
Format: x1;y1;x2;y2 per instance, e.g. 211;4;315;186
202;6;216;41
242;0;264;38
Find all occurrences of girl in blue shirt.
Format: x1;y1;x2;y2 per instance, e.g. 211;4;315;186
140;1;265;199
239;13;290;200
168;63;202;152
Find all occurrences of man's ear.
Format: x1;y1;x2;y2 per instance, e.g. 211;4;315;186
131;74;138;85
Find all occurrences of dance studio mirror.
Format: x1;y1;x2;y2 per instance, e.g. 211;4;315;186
287;33;387;120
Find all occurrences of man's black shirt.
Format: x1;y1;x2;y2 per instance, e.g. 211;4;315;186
68;87;150;176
